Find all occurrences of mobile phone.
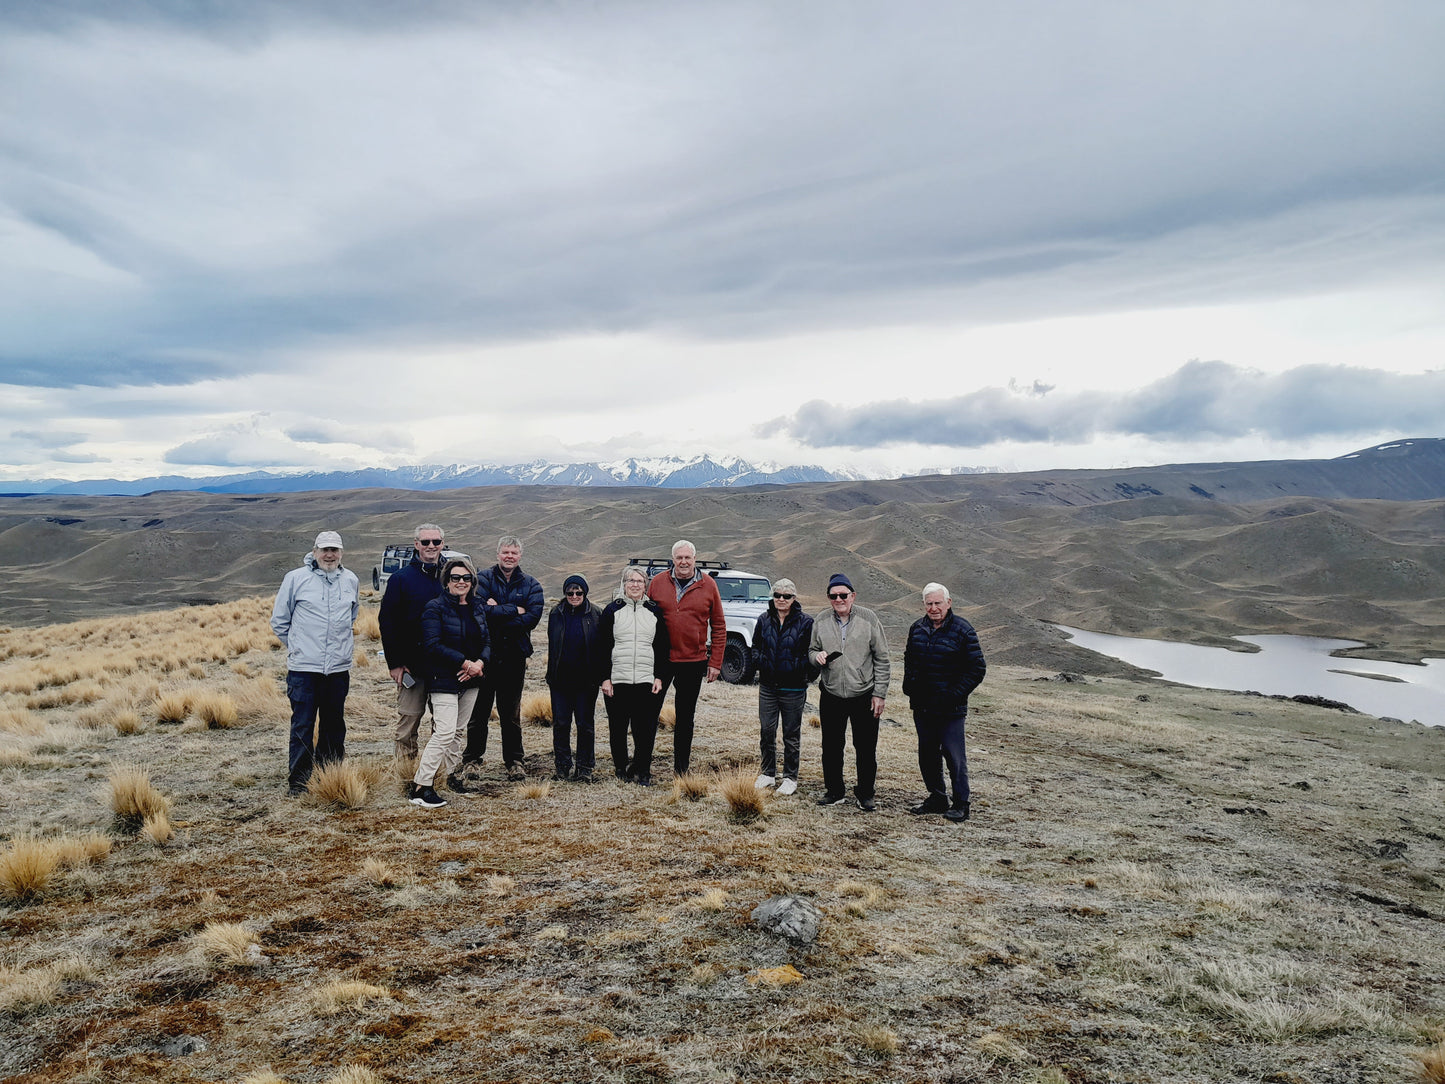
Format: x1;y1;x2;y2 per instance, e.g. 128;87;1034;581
825;651;842;663
400;671;416;689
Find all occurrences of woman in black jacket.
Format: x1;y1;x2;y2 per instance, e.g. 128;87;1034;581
545;574;607;782
751;577;814;797
411;557;490;809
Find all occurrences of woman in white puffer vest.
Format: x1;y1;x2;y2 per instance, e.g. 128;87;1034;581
598;566;672;787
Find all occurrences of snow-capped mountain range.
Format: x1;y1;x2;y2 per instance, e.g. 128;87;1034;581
7;455;924;496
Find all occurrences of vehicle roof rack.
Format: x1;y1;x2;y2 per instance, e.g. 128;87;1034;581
626;557;731;571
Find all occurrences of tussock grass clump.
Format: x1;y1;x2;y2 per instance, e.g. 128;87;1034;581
658;704;676;730
0;963;62;1017
192;922;261;968
485;874;514;897
855;1024;900;1054
193;691;239;728
1416;1039;1445;1084
521;781;552;800
353;608;381;640
352;647;371;669
113;708;145;735
307;760;370;808
696;888;729;911
0;837;60;901
673;772;709;801
142;811;174;845
311;979;393;1015
362;857;404;887
807;713;821;728
838;880;886;916
107;763;172;831
153;690;190;723
326;1067;385;1084
521;691;552;724
0;706;43;735
719;770;767;820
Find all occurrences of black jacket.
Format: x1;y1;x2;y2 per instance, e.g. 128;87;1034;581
902;610;986;715
378;555;444;670
545;600;607;688
752;603;816;688
475;564;544;660
420;594;492;694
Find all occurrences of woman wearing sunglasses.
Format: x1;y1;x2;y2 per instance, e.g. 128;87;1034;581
411;557;490;809
751;578;815;797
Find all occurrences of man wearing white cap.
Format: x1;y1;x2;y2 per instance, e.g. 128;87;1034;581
271;530;360;795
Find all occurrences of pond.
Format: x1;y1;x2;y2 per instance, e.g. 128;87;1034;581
1054;625;1445;727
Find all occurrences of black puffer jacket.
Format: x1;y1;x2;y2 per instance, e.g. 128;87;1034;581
475;565;544;660
420;594;491;694
752;603;816;688
378;555;444;670
902;610;986;715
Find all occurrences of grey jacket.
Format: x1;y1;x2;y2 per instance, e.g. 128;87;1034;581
270;553;360;675
809;604;891;699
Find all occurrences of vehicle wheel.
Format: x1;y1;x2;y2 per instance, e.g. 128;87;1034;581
721;636;755;685
372;567;380;592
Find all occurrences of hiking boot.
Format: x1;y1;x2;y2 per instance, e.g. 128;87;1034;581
755;774;775;789
908;796;950;816
777;778;798;796
506;762;527;782
445;773;475;794
632;775;653;787
945;803;971;823
857;796;876;812
816;792;848;806
410;786;447;809
287;783;307;797
552;768;570;782
573;768;594;784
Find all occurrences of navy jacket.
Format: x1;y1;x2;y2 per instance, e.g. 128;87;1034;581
476;565;544;660
420;594;492;694
378;555;444;670
752;603;816;688
902;610;986;715
545;600;607;688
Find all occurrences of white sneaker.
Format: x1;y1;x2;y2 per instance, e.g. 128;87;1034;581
777;778;798;796
755;774;775;789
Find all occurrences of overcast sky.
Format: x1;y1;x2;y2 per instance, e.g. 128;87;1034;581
3;1;1443;481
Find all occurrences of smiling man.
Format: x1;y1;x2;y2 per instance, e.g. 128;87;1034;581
270;530;360;796
378;523;448;771
647;539;726;777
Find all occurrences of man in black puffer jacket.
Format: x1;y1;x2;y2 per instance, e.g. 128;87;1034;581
902;582;987;823
378;524;448;761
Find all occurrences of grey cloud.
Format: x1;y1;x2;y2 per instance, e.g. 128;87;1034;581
765;362;1445;449
285;421;414;452
13;429;89;448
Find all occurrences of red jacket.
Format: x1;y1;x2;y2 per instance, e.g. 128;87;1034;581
647;571;726;668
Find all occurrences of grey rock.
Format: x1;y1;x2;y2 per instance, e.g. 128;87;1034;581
751;895;823;943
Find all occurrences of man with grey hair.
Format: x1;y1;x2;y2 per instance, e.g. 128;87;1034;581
271;530;360;796
902;582;986;823
810;573;890;811
379;523;448;774
464;534;544;781
646;538;725;776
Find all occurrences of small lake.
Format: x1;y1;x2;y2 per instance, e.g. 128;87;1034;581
1054;626;1445;727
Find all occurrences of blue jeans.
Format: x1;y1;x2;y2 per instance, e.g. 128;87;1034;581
758;685;805;780
286;670;349;788
551;684;599;774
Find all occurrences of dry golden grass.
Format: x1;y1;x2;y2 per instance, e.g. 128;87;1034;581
192;922;260;969
0;963;62;1017
695;887;729;911
152;689;189;723
520;780;552;800
327;1068;385;1084
310;980;393;1015
0;706;43;735
240;1072;287;1084
0;837;60;901
106;763;172;830
141;810;174;845
354;607;381;640
193;690;240;728
362;857;404;887
113;707;145;734
658;703;676;730
672;771;709;801
306;760;370;808
1417;1039;1445;1084
718;768;767;820
856;1024;900;1054
521;690;553;724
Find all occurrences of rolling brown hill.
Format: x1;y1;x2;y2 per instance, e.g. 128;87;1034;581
0;441;1441;675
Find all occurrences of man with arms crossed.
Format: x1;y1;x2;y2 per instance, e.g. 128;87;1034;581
810;573;890;811
378;524;448;787
646;539;726;777
463;535;544;781
271;531;360;796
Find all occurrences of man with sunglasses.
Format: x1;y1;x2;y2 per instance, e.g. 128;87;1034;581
379;523;449;765
809;573;891;811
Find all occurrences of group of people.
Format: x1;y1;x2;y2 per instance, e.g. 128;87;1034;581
270;528;986;821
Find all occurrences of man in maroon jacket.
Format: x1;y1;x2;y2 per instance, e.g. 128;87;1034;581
646;539;726;776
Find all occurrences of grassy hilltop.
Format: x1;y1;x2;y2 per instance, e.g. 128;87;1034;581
2;595;1443;1083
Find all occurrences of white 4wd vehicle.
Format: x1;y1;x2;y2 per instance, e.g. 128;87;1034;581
627;558;772;684
372;544;471;593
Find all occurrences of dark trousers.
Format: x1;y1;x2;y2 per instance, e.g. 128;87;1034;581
463;657;526;766
819;689;878;800
759;685;805;780
550;684;599;773
286;670;349;787
914;709;970;806
605;682;659;780
658;660;707;775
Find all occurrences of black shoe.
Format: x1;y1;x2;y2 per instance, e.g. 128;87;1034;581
945;802;970;823
287;783;307;797
908;796;950;816
445;773;474;794
506;763;527;782
615;768;631;782
552;768;570;782
857;796;876;812
632;775;653;787
816;792;848;806
410;786;447;809
573;768;594;784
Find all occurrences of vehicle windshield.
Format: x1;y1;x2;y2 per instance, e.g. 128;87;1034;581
716;578;772;602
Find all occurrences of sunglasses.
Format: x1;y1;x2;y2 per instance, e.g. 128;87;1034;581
417;539;444;547
772;592;795;600
448;573;473;582
565;589;585;596
828;592;851;601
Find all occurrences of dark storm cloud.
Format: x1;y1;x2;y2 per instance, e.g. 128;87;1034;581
764;362;1445;449
1;1;1442;389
